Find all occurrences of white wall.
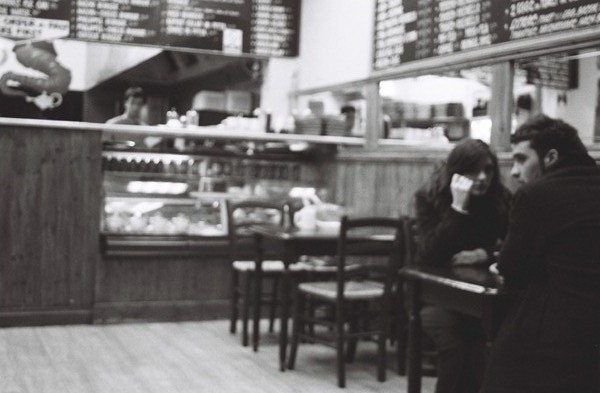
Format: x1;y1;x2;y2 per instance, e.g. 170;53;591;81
260;58;298;122
296;0;374;90
261;0;375;120
542;55;599;144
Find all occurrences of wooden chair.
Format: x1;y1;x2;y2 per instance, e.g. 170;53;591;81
287;216;405;388
401;217;438;376
227;199;293;347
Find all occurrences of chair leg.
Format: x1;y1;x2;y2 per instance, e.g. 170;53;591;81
241;272;251;347
230;268;239;334
288;289;304;370
269;277;279;333
396;321;407;375
377;300;388;382
346;305;359;363
336;302;346;388
307;298;316;337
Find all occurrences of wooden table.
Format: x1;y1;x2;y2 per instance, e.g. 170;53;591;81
250;225;341;371
399;265;513;393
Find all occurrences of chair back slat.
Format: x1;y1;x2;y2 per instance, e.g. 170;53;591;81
336;215;406;300
225;199;290;261
404;217;419;267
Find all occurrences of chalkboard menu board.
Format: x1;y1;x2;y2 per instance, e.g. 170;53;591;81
0;0;300;57
374;0;600;70
0;1;70;40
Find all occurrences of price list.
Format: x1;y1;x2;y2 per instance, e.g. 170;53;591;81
0;0;70;39
70;0;161;44
430;0;498;57
506;0;599;41
374;0;418;70
0;0;300;57
159;0;247;53
250;0;300;57
374;0;600;69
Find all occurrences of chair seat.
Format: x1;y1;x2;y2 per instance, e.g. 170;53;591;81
232;260;306;272
298;280;384;300
292;261;337;272
294;257;361;273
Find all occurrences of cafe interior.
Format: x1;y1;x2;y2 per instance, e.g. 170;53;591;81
1;0;599;392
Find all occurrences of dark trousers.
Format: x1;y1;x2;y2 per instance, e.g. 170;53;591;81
421;306;486;393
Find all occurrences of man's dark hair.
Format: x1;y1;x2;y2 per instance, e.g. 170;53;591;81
340;105;356;114
511;114;587;161
124;86;146;102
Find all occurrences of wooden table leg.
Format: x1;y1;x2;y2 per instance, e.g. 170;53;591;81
252;233;264;352
407;279;422;393
278;251;294;372
481;296;508;361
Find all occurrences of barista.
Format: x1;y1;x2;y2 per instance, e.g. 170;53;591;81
106;86;146;125
341;105;356;134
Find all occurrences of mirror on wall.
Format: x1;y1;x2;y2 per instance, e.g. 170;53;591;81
514;48;600;145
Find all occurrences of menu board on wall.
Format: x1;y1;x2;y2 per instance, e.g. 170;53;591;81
374;0;600;70
0;0;300;57
0;0;70;40
70;0;162;44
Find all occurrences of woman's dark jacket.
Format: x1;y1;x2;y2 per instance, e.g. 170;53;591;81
414;185;511;267
482;154;600;393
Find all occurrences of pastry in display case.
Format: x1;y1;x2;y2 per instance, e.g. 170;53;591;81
101;151;229;237
103;196;227;237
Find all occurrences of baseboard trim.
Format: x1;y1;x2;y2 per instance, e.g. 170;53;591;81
0;308;93;327
92;299;230;324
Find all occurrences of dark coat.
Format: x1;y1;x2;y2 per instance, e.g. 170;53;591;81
482;155;600;393
414;186;511;267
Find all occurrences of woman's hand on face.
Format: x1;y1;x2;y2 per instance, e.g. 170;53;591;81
450;173;474;213
451;249;488;266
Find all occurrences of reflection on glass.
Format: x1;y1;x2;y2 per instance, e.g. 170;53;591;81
514;48;600;145
293;87;367;137
379;67;492;143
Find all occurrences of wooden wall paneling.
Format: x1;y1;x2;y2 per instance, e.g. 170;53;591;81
330;156;439;220
94;255;231;323
0;126;101;326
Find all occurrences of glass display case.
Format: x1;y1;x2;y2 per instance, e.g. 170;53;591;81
103;195;227;237
100;147;325;255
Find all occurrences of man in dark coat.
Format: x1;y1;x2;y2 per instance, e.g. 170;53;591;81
482;115;600;393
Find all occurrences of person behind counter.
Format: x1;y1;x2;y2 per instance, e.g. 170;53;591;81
414;139;512;393
340;105;356;134
106;86;147;125
481;115;600;393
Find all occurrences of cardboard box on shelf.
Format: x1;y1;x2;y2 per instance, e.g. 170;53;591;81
192;91;226;111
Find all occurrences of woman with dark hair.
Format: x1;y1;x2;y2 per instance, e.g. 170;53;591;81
414;139;512;393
